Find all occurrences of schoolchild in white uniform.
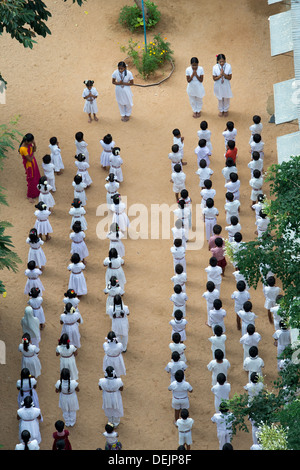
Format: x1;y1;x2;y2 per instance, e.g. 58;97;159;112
165;351;188;384
263;275;281;324
237;301;258;336
170;284;188;317
207;349;230;386
26;228;46;269
248;151;263;176
249;115;263;144
60;302;83;349
186;57;205;118
104;276;125;314
169;144;183;171
249;169;263;209
170;310;187;342
15;430;40;451
176;408;194;450
224;192;240;224
243;346;264;381
200;179;216;209
67;253;87;297
222;121;237;149
208;325;226;358
74;153;92;188
255;210;270;237
174;197;190;234
107;295;129;352
82;79;99;123
112;61;134;121
225;172;240;201
69;198;87;231
34;201;53;241
28;287;45;330
103;248;126;290
171;163;186;202
168;369;193;424
42;154;56;192
211;402;233;450
72;174;87;207
171;264;187;293
213;54;233;117
203;198;219;241
107;222;125;258
172;129;184;160
49;137;64;174
24;260;45;296
17;396;42;444
240;324;261;362
63;288;81;315
205;257;222;293
195;139;211;167
75;131;89;163
172;218;187;249
109;147;123;183
196;158;213;188
273;321;291;370
222;158;237;184
18;332;41;378
37;176;55;211
202;281;220;327
56;333;78;381
209;299;227;333
99;366;124;427
197;120;212;153
70;221;89;264
103;331;126;377
100;134;115;170
270;294;284;331
105;174;120;208
231;280;250;324
250;134;264;159
111;194;129;233
55;368;79;427
211;373;231;413
171;238;186;273
169;332;187;363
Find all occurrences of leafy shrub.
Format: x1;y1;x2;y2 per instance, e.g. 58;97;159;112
120;34;173;79
118;1;161;32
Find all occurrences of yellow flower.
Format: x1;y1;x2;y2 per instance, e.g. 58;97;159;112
3;291;6;298
138;45;140;48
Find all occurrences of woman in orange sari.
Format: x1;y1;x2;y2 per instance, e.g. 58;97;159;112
19;134;41;202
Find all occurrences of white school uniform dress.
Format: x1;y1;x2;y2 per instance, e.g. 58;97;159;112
105;180;120;207
169;342;187;363
75;160;92;187
28;296;45;326
109;153;123;182
211;382;231;413
55;378;79;427
232;270;249;289
19;343;41;378
224;200;240;225
169;151;182;171
255;216;270;237
249;123;263;143
68;261;87;296
171;245;186;273
203;206;219;241
112;68;134;116
38;184;55;210
107;304;129;352
195;145;211;167
207;359;231;386
69;206;87;231
107;230;125;258
252;201;265;222
173;136;184;159
186;65;205;112
205;265;222;293
42;162;56;191
173;207;190;234
24;268;45;296
104;283;125;314
172;226;187;249
231;290;250;314
165;359;187;384
248;158;263;176
249;176;263;202
70;230;89;261
17;377;40;410
100;139;116;168
26;237;47;268
63;295;80;313
103;340;126;377
171;272;187;293
170;292;188;317
168;379;193;410
197;129;212;153
244;381;264;403
200;188;216;209
49;144;64;172
72;181;87;207
222;128;237;149
103;256;126;290
15;439;40;451
263;285;281;310
83;86;98;114
250;140;264;159
171;171;186;194
203;288;220;326
56;343;78;380
240;332;262;361
17;406;41;444
208;333;227;358
222;165;237;183
211;412;233;450
225;180;240;201
111;202;129;232
209;308;227;333
99;376;124;424
176;417;194;447
196;166;214;188
34;209;53;236
273;328;291;365
75;139;89;163
238;309;258;336
60;311;83;349
243;356;264;381
169;318;187;342
213;62;233;112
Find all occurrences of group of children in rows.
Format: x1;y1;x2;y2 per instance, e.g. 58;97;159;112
166;115;292;450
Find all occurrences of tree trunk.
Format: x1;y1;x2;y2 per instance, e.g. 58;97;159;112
134;0;149;22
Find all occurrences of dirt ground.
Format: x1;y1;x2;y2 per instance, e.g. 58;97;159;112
0;0;296;451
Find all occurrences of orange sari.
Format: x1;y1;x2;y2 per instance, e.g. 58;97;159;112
19;144;41;199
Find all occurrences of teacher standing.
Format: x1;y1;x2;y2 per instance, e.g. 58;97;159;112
186;57;205;118
112;61;134;122
212;54;233;117
18;133;41;202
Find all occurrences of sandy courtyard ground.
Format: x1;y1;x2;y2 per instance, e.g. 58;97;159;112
0;0;296;451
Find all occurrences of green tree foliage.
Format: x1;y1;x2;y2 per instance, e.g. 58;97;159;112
0;0;86;86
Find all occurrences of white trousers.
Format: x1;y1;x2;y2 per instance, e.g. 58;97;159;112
205;217;217;241
107;415;121;426
63;410;77;427
188;95;203;112
118;103;132;117
217;431;232;450
218;98;231;112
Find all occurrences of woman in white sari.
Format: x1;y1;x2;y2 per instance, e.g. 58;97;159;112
112;61;134;121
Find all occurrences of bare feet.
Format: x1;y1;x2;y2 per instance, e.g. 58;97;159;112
121;116;126;121
223;111;229;117
197;111;201;117
94;115;98;122
218;112;224;117
193;112;197;118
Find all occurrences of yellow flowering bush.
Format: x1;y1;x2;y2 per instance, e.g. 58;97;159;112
120;34;173;79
